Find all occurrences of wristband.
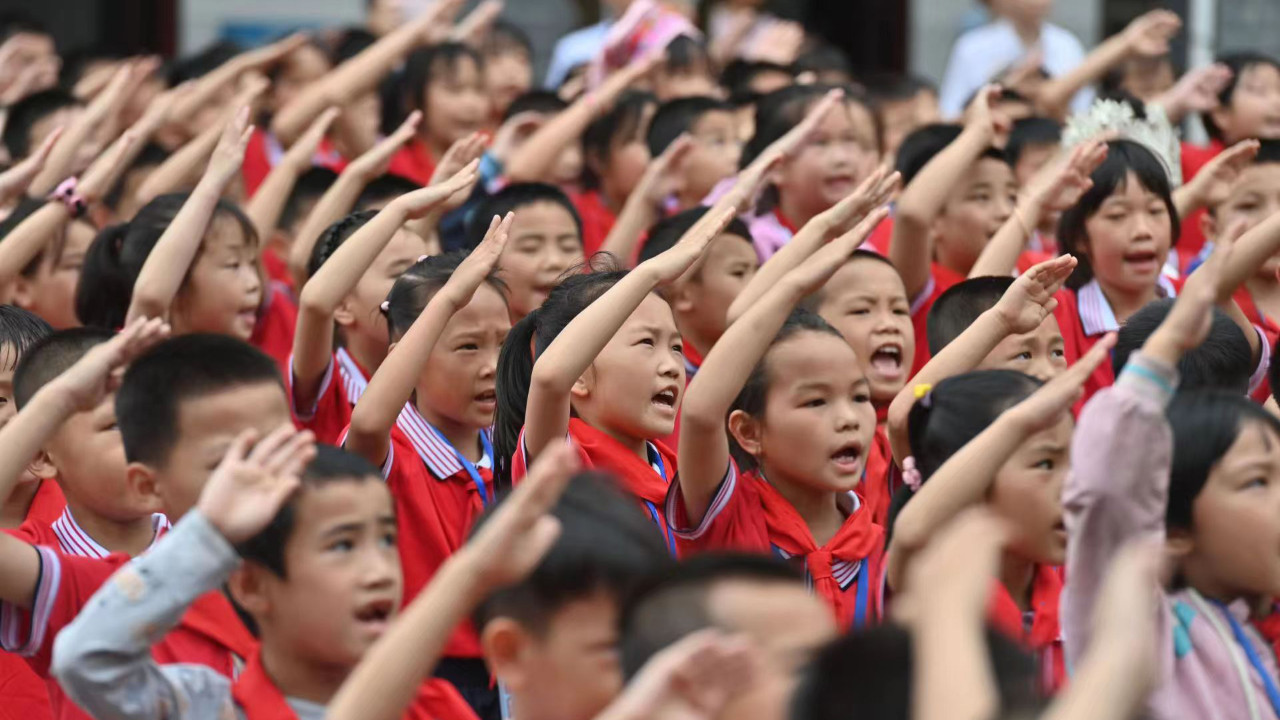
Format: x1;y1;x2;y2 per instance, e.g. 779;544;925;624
49;177;87;219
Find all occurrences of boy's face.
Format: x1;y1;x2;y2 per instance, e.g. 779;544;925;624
672;233;757;350
44;396;140;520
415;284;511;433
12;219;93;330
500;201;585;321
423;56;490;148
1013;141;1059;187
977;314;1067;381
934;156;1017;275
815;258;916;404
29;106;83;161
681;110;743;204
242;478;402;669
144;381;291;519
1211;63;1280;142
1206;162;1280;277
272;45;330;113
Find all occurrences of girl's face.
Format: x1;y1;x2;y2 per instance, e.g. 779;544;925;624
1206;162;1280;279
814;259;915;405
989;414;1072;565
13;219;93;329
1180;422;1280;600
339;229;428;348
423;56;490;149
1210;63;1280;142
574;293;684;441
499;202;584;321
742;332;877;494
173;216;263;340
1081;172;1173;297
598;104;656;204
416;284;511;433
775;101;879;221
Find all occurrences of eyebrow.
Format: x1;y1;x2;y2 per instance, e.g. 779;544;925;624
322;522;365;539
1028;442;1068;455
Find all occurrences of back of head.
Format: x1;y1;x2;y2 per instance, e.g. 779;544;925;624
1203;52;1280;143
1007;117;1063;167
309;209;380;278
473;471;671;633
894;123;963;185
792;42;853;83
465;183;583;250
383;250;507;342
502;90;567;123
790;624;1041;720
618;553;801;679
1255;138;1280;167
13;327;107;409
1114;299;1251;394
355;173;420;211
166;41;241;85
117;334;282;466
280;167;340;233
638;207;751;265
926;276;1014;355
0;305;52;374
646;96;733;157
3;89;80;159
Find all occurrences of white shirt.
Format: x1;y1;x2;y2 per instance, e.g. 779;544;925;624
938;19;1092;119
545;21;612;89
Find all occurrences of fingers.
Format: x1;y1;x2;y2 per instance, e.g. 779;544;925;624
223;428;261;467
502;442;578;529
392;110;424;143
302;107;341;145
1072;332;1117;380
1218;139;1262;171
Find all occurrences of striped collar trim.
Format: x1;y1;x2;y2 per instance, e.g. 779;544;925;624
52;509;170;559
394;403;491;479
1077;275;1178;337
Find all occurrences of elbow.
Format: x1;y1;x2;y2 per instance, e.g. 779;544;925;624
679;396;725;435
529;363;568;399
50;623;95;689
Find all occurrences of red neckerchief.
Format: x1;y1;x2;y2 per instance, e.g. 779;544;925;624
682;341;705;371
231;650;298;720
568;418;673;506
754;476;883;628
862;416;894;528
774;208;800;236
987;564;1065;693
1254;604;1280;664
182;591;258;669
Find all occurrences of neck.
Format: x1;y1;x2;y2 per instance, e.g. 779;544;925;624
65;499;156;557
258;636;350;706
934;238;976;277
777;195;819;235
1099;282;1157;326
415;397;484;462
1008;17;1042;44
579;408;649;460
1246;275;1280;320
342;331;388;379
0;479;39;529
999;552;1036;612
761;462;845;545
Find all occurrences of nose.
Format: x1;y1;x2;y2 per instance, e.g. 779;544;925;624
872;307;900;333
1026;355;1055;382
834;397;861;433
1132;210;1156;241
658;345;682;380
362;543;399;590
994;192;1015;224
478;346;499;380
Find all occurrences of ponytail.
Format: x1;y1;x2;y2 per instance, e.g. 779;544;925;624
494;308;540;488
76;223;133;329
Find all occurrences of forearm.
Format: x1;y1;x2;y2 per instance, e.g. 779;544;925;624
504;103;594;183
727;223;828;324
0;384;77;508
127;182;222;323
1034;36;1130;119
912;610;998;720
246;160;303;242
135;123;221;205
289;172;368;285
1217;211;1280;301
598;193;659;265
1039;646;1145;720
0;201;69;284
968;201;1040;278
29;101;115;196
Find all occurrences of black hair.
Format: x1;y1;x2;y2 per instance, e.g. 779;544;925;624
720;59;793;107
14;327;114;410
308;210;379;279
485;19;533;60
2;89;81;159
1254;138;1280;166
116;334;283;465
618;553;801;680
1114;299;1252;395
355;173;420;211
166;41;242;86
646;96;734;157
279;167;339;234
894;123;1008;186
58;48;120;91
728;309;846;470
862;73;937;104
401;42;486;127
1007;117;1063;169
790;624;1042;720
792;42;854;82
1057;139;1180;290
494;260;629;485
1166;390;1280;531
637;207;752;268
926;276;1014;355
382;250;507;341
103;143;170;212
0;12;48;42
465;183;583;251
236;444;384;577
76;193;259;330
332;27;377;65
0;197;74;278
798;250;899;312
1203;52;1280;143
0;305;52;375
502;90;567;123
662;34;711;77
473;470;672;633
582;91;657;191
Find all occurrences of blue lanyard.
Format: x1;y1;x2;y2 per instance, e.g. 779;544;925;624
1214;599;1280;717
645;446;678;557
435;427;493;508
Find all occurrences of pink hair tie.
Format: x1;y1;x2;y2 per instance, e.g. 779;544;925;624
901;456;923;493
49;177;87;219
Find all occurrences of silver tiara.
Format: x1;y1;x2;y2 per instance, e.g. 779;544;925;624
1062;99;1183;188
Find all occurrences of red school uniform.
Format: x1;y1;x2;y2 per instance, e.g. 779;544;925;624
860;409;897;529
512;418;680;556
1177;140;1226;272
666;462;886;630
569;190;618;257
387;138;437;187
908;262;966;376
987;565;1066;695
243;128;350;198
1234;287;1280;404
373;403;496;659
251;282;300;377
288;348;371;444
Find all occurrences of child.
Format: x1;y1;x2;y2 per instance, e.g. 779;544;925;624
864;73;940;163
1063;236;1280;719
344;217;513;717
491;91;581;189
652;35;719;102
1113;299;1254;395
0;90;82;164
483;20;535;121
670;200;889;629
1008;117;1063;190
291;166;478;444
1203;141;1280;325
464;183;585;322
390;43;490;185
645;96;742;212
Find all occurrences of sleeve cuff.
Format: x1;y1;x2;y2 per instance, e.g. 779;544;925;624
909;273;938;316
1117;353;1180;408
1248;325;1272;397
288;354;335;423
666;463;737;541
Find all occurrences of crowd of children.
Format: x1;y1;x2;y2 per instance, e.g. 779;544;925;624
1;0;1280;718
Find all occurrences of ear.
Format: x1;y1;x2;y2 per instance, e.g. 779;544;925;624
333;296;358;329
1200;210;1219;244
1165;528;1194;560
228;565;272;618
481;618;533;691
26;451;56;482
9;275;34;311
727;409;763;459
671;281;697;314
126;462;162;512
569;366;594;403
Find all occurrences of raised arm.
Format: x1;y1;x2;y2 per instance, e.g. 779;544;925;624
0;127;59;207
1218;205;1280;303
597;135;694;264
522;207;732;462
28;63;136;197
346;212;512;467
168;33;307;135
679;206;888;523
245;107;339;242
292;162;478;412
1173;139;1259;221
889;86;1009;299
127;108;253;325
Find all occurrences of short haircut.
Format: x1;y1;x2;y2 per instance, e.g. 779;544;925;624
0;305;52;375
332;27;377;65
236;444;384;577
486;19;533;59
618;553;800;679
473;471;671;634
895;123;1008;186
663;34;711;76
309;210;379;278
502;90;567;123
646;96;734;157
1271;342;1280;406
792;42;852;80
719;59;793;107
116;335;283;465
637;206;752;268
798;250;899;312
862;72;936;104
464;183;583;250
14;328;113;409
355;173;420;211
926;276;1013;355
1006;117;1063;168
166;41;241;85
103;143;170;211
1253;138;1280;166
1203;52;1280;143
383;251;507;340
280;167;339;233
1113;299;1252;394
2;89;81;159
0;197;72;277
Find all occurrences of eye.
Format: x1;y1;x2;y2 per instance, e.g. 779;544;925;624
801;397;826;408
853;392;872;404
1051;348;1066;359
1244;477;1269;490
380;531;397;548
671;342;683;354
848;308;870;316
637;338;656;347
1013;351;1032;361
1034;458;1055;471
457;342;480;351
329;539;355;552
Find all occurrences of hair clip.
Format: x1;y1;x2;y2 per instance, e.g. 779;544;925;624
901;456;923;493
48;177;87;219
379;300;390;314
912;383;932;399
417;254;430;263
